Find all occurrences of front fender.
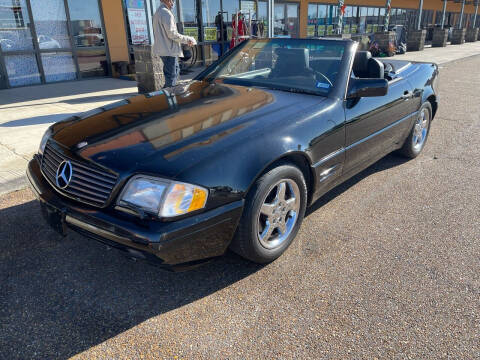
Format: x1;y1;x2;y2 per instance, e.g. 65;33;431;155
175;133;313;210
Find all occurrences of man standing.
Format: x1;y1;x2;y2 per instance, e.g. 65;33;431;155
153;0;196;88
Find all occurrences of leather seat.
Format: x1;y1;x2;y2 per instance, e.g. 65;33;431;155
271;48;310;78
353;51;384;79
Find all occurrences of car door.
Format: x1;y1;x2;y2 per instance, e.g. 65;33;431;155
343;77;413;175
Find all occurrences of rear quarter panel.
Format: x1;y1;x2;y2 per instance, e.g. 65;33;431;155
404;62;439;117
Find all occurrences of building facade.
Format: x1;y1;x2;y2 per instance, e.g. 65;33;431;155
0;0;478;89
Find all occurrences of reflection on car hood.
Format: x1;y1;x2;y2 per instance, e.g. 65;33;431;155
51;80;324;178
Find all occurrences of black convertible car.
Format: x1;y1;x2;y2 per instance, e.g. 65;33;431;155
27;38;439;268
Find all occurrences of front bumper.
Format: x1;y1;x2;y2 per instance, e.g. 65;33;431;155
27;156;244;268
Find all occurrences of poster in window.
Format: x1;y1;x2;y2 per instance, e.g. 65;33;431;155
351;24;357;34
317;25;325;36
343;24;350;34
240;1;256;13
326;25;333;35
307;25;315;37
126;0;149;44
366;24;373;33
372;24;378;33
204;27;217;42
183;27;199;41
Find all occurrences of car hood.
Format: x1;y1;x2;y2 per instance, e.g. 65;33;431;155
50;80;325;179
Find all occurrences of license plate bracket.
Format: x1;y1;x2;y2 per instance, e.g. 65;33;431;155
40;202;67;236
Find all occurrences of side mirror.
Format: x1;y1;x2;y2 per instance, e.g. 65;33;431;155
347;78;388;98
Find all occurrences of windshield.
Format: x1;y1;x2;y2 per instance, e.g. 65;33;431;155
202;38;346;96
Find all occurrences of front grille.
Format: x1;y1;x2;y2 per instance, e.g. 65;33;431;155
41;140;118;207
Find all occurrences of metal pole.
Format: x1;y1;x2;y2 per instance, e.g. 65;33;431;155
473;0;478;28
384;0;391;32
417;0;423;31
441;0;447;29
459;0;465;29
337;0;344;35
269;0;274;37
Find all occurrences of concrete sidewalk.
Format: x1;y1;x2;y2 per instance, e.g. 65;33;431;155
0;78;139;195
0;41;479;196
387;41;480;64
0;69;201;196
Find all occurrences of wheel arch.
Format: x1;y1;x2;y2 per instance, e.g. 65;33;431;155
426;94;438;120
246;151;316;205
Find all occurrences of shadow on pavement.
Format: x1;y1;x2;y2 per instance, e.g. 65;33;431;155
307;153;409;216
0;113;76;127
0;93;137;112
0;199;261;359
0;153;409;359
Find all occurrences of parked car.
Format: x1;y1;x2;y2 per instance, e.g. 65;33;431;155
0;38;14;50
27;38;439;269
37;35;61;49
74;33;104;47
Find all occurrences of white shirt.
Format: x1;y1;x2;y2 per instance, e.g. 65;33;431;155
152;4;196;57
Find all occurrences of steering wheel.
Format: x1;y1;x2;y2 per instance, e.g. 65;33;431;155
313;70;333;87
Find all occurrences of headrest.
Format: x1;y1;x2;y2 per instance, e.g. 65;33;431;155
353;51;372;74
274;48;310;69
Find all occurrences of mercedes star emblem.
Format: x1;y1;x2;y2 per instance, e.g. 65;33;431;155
55;160;73;189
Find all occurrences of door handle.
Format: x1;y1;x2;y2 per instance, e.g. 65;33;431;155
402;91;413;100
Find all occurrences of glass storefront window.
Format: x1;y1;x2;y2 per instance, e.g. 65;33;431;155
379;7;385;31
0;0;34;51
179;0;196;24
0;0;108;88
67;0;105;47
77;48;107;77
224;0;239;40
307;4;317;37
202;0;221;29
257;1;267;37
307;4;328;37
343;6;357;34
274;2;298;38
274;3;285;36
4;54;41;87
41;52;76;82
286;4;298;37
30;0;71;49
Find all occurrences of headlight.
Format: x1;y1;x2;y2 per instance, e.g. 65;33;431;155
118;176;208;218
38;128;52;155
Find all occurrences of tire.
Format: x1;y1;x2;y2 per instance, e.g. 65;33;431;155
398;102;432;159
230;164;307;264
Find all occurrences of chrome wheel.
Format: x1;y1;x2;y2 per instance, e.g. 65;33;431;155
256;179;300;250
412;108;429;152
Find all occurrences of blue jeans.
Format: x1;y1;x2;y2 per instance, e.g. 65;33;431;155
161;56;179;88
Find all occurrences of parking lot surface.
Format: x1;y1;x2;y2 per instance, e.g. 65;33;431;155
0;55;479;359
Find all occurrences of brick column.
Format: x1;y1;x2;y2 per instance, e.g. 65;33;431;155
451;28;466;44
133;45;165;94
432;28;448;47
465;28;479;42
374;31;396;56
407;29;426;51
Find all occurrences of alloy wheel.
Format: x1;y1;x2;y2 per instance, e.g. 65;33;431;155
256;179;300;250
412;108;429;152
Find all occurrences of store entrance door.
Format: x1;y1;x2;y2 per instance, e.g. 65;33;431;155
274;2;299;38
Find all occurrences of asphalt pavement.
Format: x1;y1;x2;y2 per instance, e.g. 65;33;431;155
0;55;479;359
